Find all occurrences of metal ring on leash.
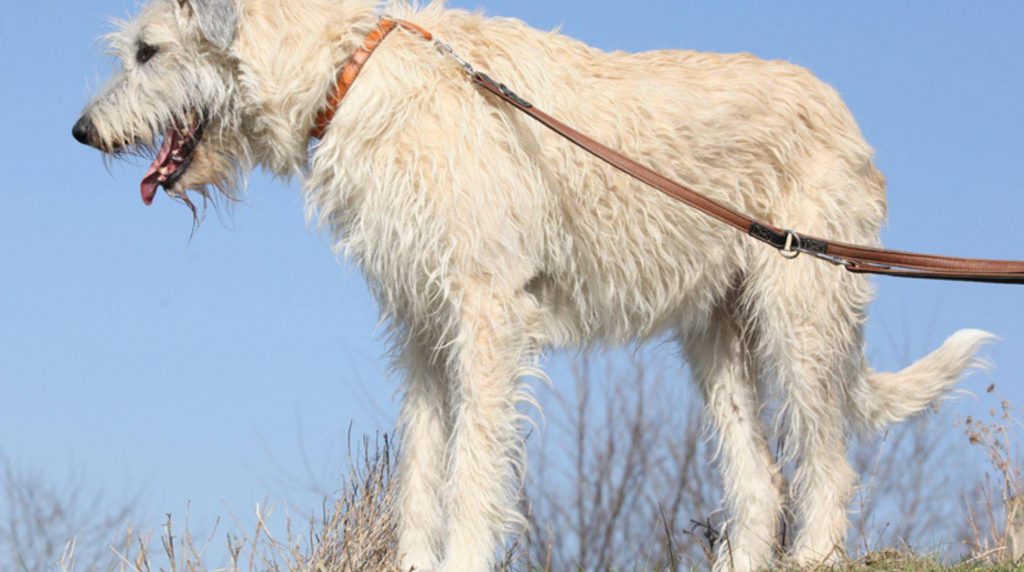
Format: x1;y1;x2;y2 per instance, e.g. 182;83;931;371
780;230;802;260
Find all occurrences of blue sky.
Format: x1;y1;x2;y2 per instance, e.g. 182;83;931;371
2;0;1023;553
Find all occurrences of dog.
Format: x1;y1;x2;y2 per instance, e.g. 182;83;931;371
72;1;993;570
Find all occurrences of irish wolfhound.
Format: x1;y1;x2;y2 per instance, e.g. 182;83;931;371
73;1;992;570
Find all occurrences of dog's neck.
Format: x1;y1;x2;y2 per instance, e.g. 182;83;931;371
234;0;382;174
311;18;434;140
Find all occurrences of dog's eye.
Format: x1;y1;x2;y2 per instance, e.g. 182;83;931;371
136;43;159;65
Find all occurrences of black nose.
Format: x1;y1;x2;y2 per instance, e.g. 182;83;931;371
72;115;96;146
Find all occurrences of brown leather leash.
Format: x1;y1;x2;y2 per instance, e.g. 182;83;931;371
315;18;1024;285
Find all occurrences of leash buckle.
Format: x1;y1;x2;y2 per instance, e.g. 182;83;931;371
750;223;847;266
780;230;849;266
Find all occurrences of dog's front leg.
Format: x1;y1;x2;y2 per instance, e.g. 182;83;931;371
437;285;534;572
397;339;453;571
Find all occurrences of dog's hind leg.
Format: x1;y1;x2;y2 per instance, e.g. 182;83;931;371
396;339;452;571
437;283;538;572
744;248;870;566
683;306;782;572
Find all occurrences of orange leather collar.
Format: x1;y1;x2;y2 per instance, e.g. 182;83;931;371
311;18;432;140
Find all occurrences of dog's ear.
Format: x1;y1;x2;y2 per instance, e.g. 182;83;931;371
178;0;238;50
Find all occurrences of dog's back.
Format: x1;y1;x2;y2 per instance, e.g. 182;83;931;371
398;10;888;347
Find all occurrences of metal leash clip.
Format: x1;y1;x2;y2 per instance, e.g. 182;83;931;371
435;38;534;108
434;40;476;76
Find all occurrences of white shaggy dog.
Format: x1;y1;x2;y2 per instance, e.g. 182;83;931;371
73;1;992;570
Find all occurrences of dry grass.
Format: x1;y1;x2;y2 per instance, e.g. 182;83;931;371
46;435;401;572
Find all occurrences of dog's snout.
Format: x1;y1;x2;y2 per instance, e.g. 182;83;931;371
72;115;97;147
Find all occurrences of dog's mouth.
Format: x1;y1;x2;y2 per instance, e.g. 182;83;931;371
140;113;206;205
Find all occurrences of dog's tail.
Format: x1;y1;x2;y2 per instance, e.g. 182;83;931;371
849;329;995;433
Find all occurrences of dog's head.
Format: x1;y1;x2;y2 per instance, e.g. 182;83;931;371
73;0;247;213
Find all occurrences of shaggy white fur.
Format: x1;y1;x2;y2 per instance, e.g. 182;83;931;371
75;1;994;570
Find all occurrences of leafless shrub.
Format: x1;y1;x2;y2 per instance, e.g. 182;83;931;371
957;389;1024;564
521;351;722;571
849;414;966;556
1;457;136;572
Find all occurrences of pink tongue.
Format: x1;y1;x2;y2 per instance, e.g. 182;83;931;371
140;132;177;206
